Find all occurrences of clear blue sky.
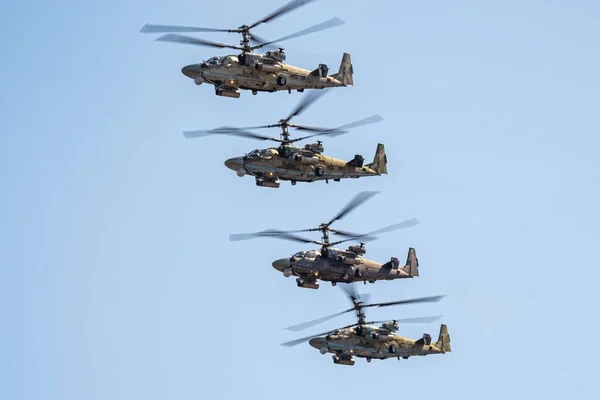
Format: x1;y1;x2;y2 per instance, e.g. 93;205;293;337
1;0;599;399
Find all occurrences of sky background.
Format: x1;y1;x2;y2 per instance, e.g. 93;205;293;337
1;0;599;399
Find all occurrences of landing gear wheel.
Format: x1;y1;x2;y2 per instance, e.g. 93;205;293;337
315;167;325;177
331;282;337;286
276;76;287;86
367;358;372;363
291;180;297;186
402;356;409;359
252;90;257;95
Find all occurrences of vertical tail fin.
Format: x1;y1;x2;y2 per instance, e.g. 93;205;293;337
367;143;387;175
332;53;353;86
435;324;451;353
401;248;419;277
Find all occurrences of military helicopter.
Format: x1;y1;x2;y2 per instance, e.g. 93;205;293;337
281;285;451;365
184;90;385;188
230;191;421;289
140;0;352;98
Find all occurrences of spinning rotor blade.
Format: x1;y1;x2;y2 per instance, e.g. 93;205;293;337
229;229;320;245
183;127;275;141
248;32;278;51
155;34;243;51
284;309;351;331
366;218;420;236
289;129;350;143
363;295;446;309
369;315;443;325
254;17;345;49
328;228;364;239
291;115;383;141
291;124;334;133
284;89;329;123
327;191;379;226
140;24;229;33
249;0;315;29
332;218;420;240
328;236;377;247
334;114;383;131
339;282;367;303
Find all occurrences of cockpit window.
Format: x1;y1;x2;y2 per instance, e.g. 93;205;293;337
330;330;340;336
248;149;261;158
292;251;306;259
223;56;238;65
305;250;320;259
206;57;221;65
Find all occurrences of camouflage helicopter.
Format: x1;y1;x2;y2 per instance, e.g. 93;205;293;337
230;191;421;289
140;0;352;98
184;90;386;188
281;285;451;365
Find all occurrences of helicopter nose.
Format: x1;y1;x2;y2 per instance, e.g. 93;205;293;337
181;64;203;78
224;157;244;171
309;337;327;349
272;258;291;271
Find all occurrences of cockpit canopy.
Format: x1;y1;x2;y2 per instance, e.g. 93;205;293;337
206;56;222;65
291;250;320;260
204;55;238;66
247;148;279;159
223;55;238;65
292;251;306;260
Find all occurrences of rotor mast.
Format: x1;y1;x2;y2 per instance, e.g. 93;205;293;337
234;25;252;53
354;301;367;325
279;120;291;143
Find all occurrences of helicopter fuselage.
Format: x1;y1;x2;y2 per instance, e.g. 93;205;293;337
181;51;352;98
271;246;419;289
307;324;450;365
224;143;385;188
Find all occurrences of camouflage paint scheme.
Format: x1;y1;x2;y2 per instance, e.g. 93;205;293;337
181;51;353;97
308;324;451;365
271;247;419;289
224;143;387;188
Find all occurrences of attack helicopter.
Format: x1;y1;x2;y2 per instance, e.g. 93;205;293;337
281;285;451;365
140;0;352;98
184;89;385;188
230;191;421;289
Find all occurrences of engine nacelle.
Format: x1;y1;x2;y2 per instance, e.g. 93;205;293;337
319;346;329;355
255;62;282;73
236;169;246;177
371;332;391;340
294;154;319;165
341;256;362;265
282;268;293;278
194;76;205;85
215;88;240;98
296;278;319;289
333;356;355;366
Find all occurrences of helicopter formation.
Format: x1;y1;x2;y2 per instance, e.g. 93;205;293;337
141;0;451;366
